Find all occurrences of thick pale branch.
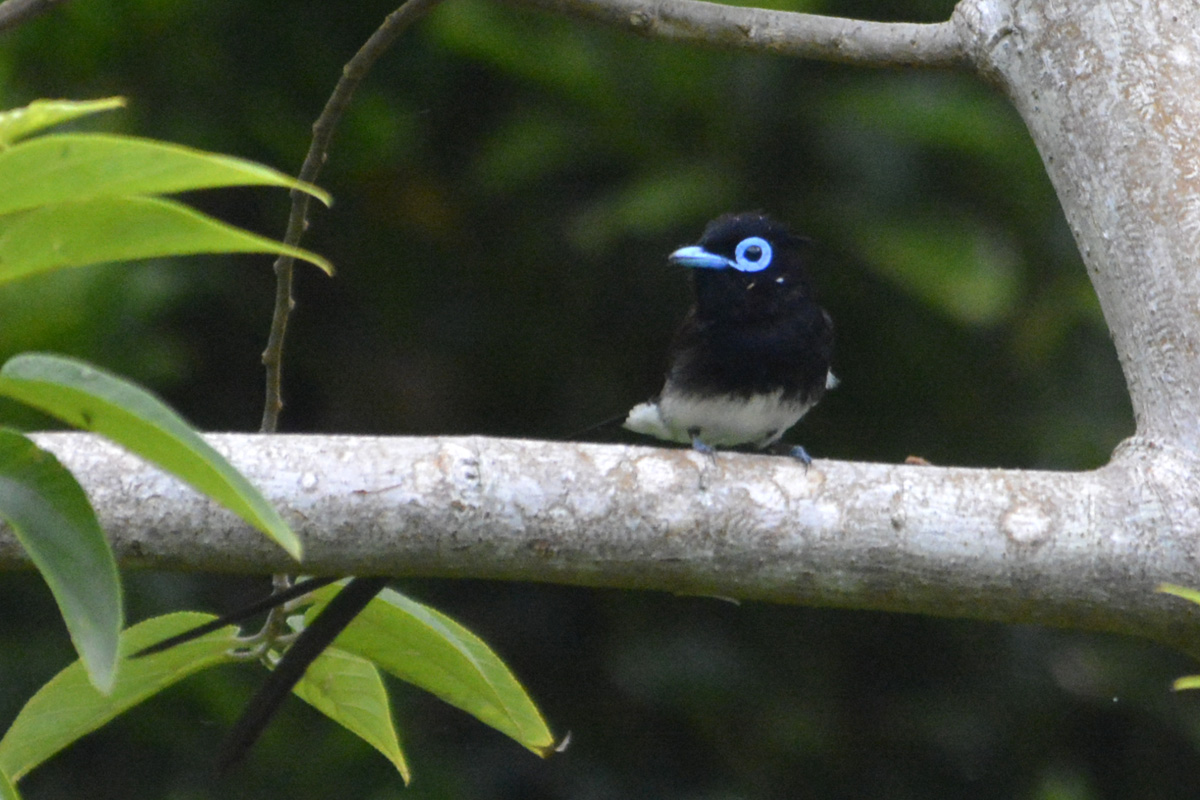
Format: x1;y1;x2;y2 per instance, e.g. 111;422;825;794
507;0;965;67
5;433;1200;657
952;0;1200;450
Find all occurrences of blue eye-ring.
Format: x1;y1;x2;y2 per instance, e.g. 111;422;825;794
733;237;772;272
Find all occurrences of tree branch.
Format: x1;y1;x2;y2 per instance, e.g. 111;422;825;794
952;0;1200;452
1;0;1188;692
6;433;1200;658
507;0;966;67
0;0;68;34
261;0;446;432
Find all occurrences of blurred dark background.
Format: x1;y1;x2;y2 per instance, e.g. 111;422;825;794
3;0;1198;797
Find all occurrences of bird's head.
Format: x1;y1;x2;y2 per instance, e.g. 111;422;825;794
669;212;814;321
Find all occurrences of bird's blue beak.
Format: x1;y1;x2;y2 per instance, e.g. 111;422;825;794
668;245;734;270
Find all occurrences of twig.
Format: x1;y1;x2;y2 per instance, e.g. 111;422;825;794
254;0;451;690
254;0;448;690
0;0;69;34
508;0;965;68
260;0;448;433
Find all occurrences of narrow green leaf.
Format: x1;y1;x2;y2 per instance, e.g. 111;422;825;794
0;353;302;559
1173;676;1200;691
0;763;19;800
1157;583;1200;607
293;647;410;782
0;133;330;217
0;429;120;693
0;98;125;147
308;584;556;756
0;612;239;782
0;195;331;284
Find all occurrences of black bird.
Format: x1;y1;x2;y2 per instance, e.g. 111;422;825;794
138;212;834;769
623;212;835;463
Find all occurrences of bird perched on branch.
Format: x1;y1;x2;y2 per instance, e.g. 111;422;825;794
136;212;835;771
623;212;835;463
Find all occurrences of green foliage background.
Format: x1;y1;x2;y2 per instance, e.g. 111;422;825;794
2;0;1197;798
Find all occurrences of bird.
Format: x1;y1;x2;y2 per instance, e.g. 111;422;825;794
622;212;835;463
136;212;835;769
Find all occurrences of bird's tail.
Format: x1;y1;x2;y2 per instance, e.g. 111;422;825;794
562;410;630;442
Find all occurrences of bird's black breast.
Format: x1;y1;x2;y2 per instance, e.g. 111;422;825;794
667;296;833;404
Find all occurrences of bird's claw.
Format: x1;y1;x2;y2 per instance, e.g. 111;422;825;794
787;445;813;467
767;442;812;467
689;430;718;465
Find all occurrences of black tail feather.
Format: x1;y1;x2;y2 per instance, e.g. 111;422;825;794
564;410;630;442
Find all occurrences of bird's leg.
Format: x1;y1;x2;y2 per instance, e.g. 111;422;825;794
686;428;720;488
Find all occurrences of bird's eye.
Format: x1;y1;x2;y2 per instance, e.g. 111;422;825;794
733;237;773;273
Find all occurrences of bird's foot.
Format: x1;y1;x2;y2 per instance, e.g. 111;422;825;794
787;445;813;467
688;429;715;453
688;429;718;466
767;442;813;468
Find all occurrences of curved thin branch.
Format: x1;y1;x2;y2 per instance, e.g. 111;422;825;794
7;433;1200;659
507;0;966;68
260;0;447;433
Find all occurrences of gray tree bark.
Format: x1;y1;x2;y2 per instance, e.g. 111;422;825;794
5;0;1200;657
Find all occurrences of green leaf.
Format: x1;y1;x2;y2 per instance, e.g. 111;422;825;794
0;612;239;782
1173;676;1200;691
0;195;331;285
308;584;555;756
1157;583;1200;607
0;429;120;693
0;133;330;217
1159;586;1200;692
0;98;125;147
0;763;19;800
293;647;410;782
0;353;302;559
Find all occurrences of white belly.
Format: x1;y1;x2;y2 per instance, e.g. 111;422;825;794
623;389;813;449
